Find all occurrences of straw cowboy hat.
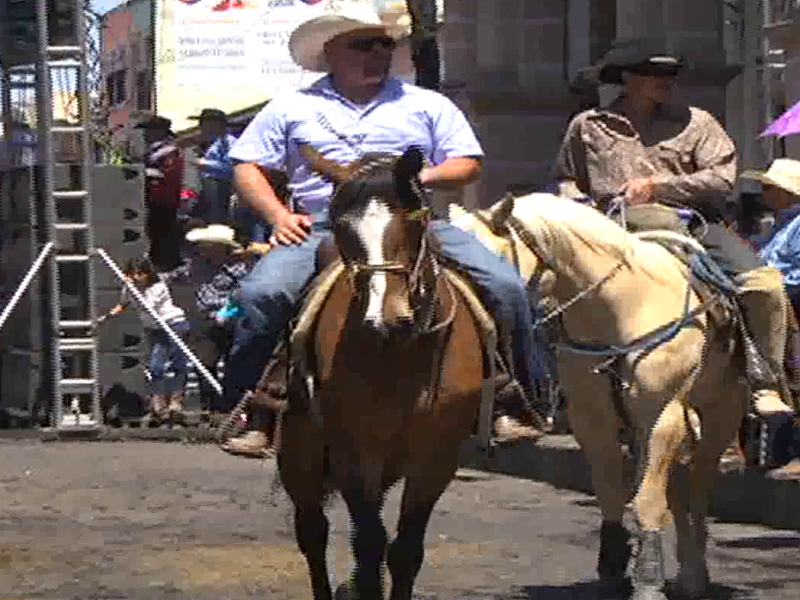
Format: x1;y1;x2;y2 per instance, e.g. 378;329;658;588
185;224;242;248
288;1;412;73
185;224;273;256
741;159;800;198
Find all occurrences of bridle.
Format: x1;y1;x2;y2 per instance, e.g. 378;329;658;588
328;159;436;308
474;209;626;328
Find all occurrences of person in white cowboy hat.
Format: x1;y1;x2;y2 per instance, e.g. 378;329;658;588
185;224;272;450
221;0;546;456
742;159;800;304
740;158;800;480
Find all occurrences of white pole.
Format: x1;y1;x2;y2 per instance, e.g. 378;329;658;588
0;241;53;331
95;247;223;396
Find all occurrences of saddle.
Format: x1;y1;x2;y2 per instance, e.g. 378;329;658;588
609;204;733;332
247;237;508;447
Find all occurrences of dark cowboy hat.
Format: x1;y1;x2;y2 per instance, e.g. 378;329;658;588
134;115;173;130
188;108;229;123
569;66;600;94
597;37;686;85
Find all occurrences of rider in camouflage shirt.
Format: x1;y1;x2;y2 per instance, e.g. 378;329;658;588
554;37;795;421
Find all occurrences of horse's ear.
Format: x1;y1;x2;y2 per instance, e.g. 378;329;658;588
395;146;424;179
489;193;515;231
299;144;351;182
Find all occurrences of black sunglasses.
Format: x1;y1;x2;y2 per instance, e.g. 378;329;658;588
347;36;397;53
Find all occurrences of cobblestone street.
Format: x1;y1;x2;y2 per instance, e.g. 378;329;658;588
0;441;797;599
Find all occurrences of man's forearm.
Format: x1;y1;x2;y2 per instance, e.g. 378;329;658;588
420;157;481;188
233;163;286;224
651;168;734;204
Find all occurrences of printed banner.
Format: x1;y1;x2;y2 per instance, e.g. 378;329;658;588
155;0;413;132
172;0;327;86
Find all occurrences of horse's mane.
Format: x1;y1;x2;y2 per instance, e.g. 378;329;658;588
510;193;688;285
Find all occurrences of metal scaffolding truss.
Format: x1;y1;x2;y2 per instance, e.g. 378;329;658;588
1;0;101;430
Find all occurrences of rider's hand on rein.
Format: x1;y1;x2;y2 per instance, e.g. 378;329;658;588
622;177;656;206
269;210;312;246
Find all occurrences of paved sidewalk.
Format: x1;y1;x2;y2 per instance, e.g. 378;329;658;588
460;435;800;531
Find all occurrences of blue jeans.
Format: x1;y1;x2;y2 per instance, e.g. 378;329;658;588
233;205;271;244
147;319;191;395
199;177;232;225
223;218;543;412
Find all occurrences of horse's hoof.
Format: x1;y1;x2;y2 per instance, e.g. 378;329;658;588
597;576;631;597
674;566;710;599
631;586;667;600
334;582;356;600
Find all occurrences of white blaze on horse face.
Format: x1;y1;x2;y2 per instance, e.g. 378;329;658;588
354;198;394;325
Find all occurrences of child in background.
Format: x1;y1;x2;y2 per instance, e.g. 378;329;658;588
97;256;191;425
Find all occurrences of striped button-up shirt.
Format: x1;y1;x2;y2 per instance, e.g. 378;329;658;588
229;75;484;219
145;137;184;209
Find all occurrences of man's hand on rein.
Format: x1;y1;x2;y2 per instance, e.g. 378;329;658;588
622;177;656;206
269;210;312;246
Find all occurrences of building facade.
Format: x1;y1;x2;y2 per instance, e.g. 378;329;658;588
763;0;800;160
440;0;782;208
99;0;784;207
100;0;154;159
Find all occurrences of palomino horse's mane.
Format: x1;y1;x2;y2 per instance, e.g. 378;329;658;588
510;193;687;285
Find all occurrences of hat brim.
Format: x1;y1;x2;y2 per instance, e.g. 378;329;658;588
289;15;408;73
598;63;683;85
740;170;800;196
188;115;229;122
135;122;171;130
185;228;241;248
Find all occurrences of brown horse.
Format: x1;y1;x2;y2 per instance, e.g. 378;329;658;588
277;147;490;600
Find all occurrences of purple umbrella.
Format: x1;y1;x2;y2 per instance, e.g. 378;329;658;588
761;99;800;138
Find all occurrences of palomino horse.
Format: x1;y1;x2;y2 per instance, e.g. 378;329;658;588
450;193;748;600
278;147;489;600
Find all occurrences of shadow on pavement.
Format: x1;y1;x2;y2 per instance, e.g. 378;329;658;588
716;534;800;550
521;581;760;600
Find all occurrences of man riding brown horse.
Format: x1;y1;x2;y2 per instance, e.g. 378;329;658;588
219;3;545;457
554;37;796;436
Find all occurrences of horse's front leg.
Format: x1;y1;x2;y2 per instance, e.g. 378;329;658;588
387;452;458;600
278;411;333;600
338;461;389;600
560;356;633;591
631;397;688;600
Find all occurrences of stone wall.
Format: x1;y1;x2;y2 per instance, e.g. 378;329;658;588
441;0;737;208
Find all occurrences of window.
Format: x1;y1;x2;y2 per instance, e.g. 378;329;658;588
135;71;151;110
105;69;127;106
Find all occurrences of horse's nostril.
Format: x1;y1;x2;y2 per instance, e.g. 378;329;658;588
363;318;388;336
386;318;415;334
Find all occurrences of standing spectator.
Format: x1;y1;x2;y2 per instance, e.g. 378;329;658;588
184;224;273;456
97;257;191;425
741;158;800;480
188;108;237;227
188;108;272;243
137;115;185;272
742;159;800;312
184;225;261;406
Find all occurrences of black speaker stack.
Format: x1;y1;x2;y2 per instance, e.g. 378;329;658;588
0;164;151;425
